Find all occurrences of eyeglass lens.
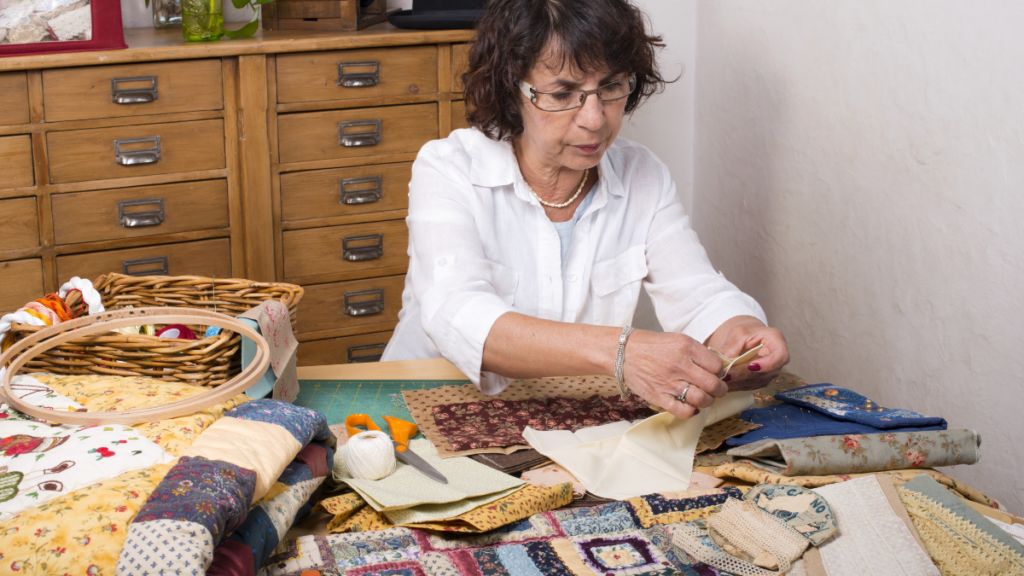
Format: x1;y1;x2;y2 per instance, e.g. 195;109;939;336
534;76;636;111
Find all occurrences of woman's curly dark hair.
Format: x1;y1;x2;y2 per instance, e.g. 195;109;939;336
463;0;668;141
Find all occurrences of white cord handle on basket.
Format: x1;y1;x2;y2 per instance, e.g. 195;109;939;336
0;307;270;426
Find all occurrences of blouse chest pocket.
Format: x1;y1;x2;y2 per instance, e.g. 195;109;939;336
591;245;648;326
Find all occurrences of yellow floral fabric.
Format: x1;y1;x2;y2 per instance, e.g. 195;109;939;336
316;483;572;534
713;460;1003;509
32;373;250;456
0;463;174;576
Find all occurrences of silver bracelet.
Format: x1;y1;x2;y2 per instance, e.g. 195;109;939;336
614;326;635;399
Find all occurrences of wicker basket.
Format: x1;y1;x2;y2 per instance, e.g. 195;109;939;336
9;273;304;387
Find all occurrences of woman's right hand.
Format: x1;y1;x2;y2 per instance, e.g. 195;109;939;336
620;329;727;419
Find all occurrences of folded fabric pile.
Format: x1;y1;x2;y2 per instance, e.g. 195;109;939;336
331;438;527;526
0;373;334;576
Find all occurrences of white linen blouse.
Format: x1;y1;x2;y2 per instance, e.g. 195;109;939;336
381;128;766;394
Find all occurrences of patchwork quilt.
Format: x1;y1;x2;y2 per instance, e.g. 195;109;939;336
261;487;750;576
0;374;334;576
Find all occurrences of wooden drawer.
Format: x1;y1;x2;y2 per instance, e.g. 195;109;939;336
0;72;30;126
42;60;224;123
277;46;438;104
0;135;34;190
56;238;231;285
451;100;469;131
51;180;230;245
281;162;411;223
0;259;44;315
297;274;404;336
0;197;39;252
298;331;394;367
283;219;409;280
278;103;437;164
452;43;469;92
47;119;226;184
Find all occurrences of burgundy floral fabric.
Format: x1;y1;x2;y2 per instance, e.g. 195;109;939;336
431;395;656;451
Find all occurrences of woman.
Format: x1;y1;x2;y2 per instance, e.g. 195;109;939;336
382;0;789;419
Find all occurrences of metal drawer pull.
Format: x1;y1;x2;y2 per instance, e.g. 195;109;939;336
115;136;161;166
122;256;169;277
338;119;382;147
118;197;165;228
347;343;386;363
344;288;385;317
111;75;159;104
337;61;380;87
342;233;384;261
340;175;383;205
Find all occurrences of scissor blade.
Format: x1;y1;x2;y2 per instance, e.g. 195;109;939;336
393;441;448;484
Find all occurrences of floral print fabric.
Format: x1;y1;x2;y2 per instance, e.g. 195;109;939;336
727;429;981;476
712;460;1005;509
317;483;573;534
32;372;251;456
431;394;655;451
0;463;174;576
776;383;947;429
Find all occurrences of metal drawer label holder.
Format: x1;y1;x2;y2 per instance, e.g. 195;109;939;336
342;233;384;261
115;136;161;165
344;288;385;317
348;342;386;363
118;197;166;228
338;119;382;147
337;61;381;88
111;75;159;104
340;175;383;205
122;256;169;276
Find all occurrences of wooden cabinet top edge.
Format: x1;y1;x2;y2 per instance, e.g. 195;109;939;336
0;26;474;72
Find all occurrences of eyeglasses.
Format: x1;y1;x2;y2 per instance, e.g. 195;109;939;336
518;73;637;112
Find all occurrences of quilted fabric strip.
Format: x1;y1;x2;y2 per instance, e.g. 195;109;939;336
116;519;215;576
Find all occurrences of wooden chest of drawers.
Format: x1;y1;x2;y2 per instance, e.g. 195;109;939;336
0;27;473;368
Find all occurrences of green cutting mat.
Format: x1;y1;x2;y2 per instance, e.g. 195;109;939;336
295;379;471;436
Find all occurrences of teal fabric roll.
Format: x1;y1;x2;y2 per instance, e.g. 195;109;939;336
726;429;980;476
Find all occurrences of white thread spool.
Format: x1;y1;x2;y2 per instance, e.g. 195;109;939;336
343;430;397;480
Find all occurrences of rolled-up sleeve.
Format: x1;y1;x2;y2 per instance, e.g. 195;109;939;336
405;142;517;389
642;160;767;344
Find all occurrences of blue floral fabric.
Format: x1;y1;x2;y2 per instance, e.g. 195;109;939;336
133;456;256;542
226;399;331;445
726;402;947;446
775;383;947;429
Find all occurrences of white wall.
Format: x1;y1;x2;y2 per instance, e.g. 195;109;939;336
693;1;1024;512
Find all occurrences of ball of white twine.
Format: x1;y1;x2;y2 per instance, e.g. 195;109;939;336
343;430;397;480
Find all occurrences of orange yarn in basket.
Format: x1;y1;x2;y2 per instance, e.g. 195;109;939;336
35;292;84;322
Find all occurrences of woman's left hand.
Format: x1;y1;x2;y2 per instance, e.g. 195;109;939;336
709;317;790;391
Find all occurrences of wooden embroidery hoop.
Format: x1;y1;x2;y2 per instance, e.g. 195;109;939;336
0;307;271;426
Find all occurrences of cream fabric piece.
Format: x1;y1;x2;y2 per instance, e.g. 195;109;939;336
333;438;525;513
811;476;939;576
183;416;302;503
523;391;753;499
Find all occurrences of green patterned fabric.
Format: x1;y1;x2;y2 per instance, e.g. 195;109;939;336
727;429;980;476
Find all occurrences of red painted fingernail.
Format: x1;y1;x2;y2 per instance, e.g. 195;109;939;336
723;374;732;382
694;409;700;415
748;363;761;372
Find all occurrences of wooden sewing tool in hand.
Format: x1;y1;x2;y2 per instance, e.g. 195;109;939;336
345;413;449;484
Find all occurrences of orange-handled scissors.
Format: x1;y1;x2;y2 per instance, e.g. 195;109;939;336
344;414;448;483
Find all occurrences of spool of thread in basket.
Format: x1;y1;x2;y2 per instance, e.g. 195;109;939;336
155;325;197;340
343;431;397;480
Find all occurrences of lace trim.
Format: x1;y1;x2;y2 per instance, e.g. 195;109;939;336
897;486;1024;576
813;476;939;576
671;498;807;576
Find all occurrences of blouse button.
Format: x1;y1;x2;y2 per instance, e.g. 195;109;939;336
568;274;578;282
437;257;448;266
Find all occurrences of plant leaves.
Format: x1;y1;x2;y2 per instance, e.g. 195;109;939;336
224;18;259;39
230;0;249;10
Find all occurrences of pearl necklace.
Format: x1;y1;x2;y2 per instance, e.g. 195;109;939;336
525;168;589;208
